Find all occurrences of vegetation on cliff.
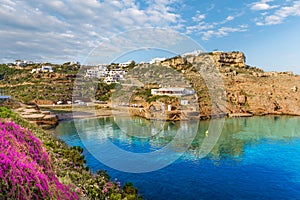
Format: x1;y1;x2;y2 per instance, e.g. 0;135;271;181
125;52;299;118
0;107;141;199
1;51;299;117
0;64;115;104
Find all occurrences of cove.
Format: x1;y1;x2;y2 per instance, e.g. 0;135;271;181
54;116;300;200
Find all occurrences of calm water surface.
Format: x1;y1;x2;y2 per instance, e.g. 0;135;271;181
54;116;300;200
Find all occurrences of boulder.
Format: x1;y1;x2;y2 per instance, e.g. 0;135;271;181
291;86;298;93
238;95;247;105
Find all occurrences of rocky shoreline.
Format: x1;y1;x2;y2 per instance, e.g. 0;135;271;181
41;105;300;124
15;106;58;129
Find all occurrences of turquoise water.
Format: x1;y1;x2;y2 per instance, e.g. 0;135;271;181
54;116;300;199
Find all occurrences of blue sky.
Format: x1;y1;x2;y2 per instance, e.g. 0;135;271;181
0;0;300;73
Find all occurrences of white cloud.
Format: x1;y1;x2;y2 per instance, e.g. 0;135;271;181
192;11;206;22
202;26;248;40
225;16;235;21
0;0;184;63
186;10;246;40
218;14;240;24
251;0;279;11
256;0;300;25
185;22;214;35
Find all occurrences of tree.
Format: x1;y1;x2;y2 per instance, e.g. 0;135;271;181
127;61;136;70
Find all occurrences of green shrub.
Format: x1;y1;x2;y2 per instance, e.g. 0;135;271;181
0;107;142;199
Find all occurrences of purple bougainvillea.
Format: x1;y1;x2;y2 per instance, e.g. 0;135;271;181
0;120;78;200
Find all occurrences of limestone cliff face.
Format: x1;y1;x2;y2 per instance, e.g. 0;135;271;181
211;51;246;68
149;51;300;118
225;72;300;116
160;51;246;72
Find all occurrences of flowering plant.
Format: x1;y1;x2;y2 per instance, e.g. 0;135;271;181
0;107;141;199
0;120;78;200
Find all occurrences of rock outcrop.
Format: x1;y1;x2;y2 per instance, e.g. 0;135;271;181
34;99;56;105
211;51;246;68
129;51;300;119
160;51;246;73
15;105;58;129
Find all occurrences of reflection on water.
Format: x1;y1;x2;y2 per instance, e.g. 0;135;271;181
54;116;300;199
56;115;300;161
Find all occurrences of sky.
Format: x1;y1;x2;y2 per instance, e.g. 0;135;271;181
0;0;300;73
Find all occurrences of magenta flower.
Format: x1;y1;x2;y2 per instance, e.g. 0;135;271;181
106;182;113;188
0;120;78;200
102;188;108;194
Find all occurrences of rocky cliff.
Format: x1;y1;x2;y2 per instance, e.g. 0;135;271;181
223;70;300;116
211;51;246;68
161;51;246;70
130;51;299;119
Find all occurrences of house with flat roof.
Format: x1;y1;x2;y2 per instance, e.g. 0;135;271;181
86;65;108;79
0;90;10;100
108;68;126;78
42;66;54;72
151;87;195;97
149;57;166;64
104;76;118;85
119;60;133;68
15;60;27;67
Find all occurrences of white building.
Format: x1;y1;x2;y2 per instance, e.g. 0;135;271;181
15;60;27;67
86;65;108;79
31;66;54;73
104;76;118;85
149;57;166;64
0;89;10;100
119;60;133;68
26;61;34;64
31;68;41;73
86;65;127;83
182;50;203;57
180;99;189;105
151;87;195;97
15;60;34;67
108;68;126;79
42;66;54;72
70;61;80;65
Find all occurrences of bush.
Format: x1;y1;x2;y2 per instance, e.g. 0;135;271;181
0;107;14;118
0;120;78;199
0;107;141;199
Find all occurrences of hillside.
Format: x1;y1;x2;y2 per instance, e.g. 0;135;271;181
116;51;300;119
0;64;77;103
1;51;299;119
0;63;119;105
184;52;299;117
